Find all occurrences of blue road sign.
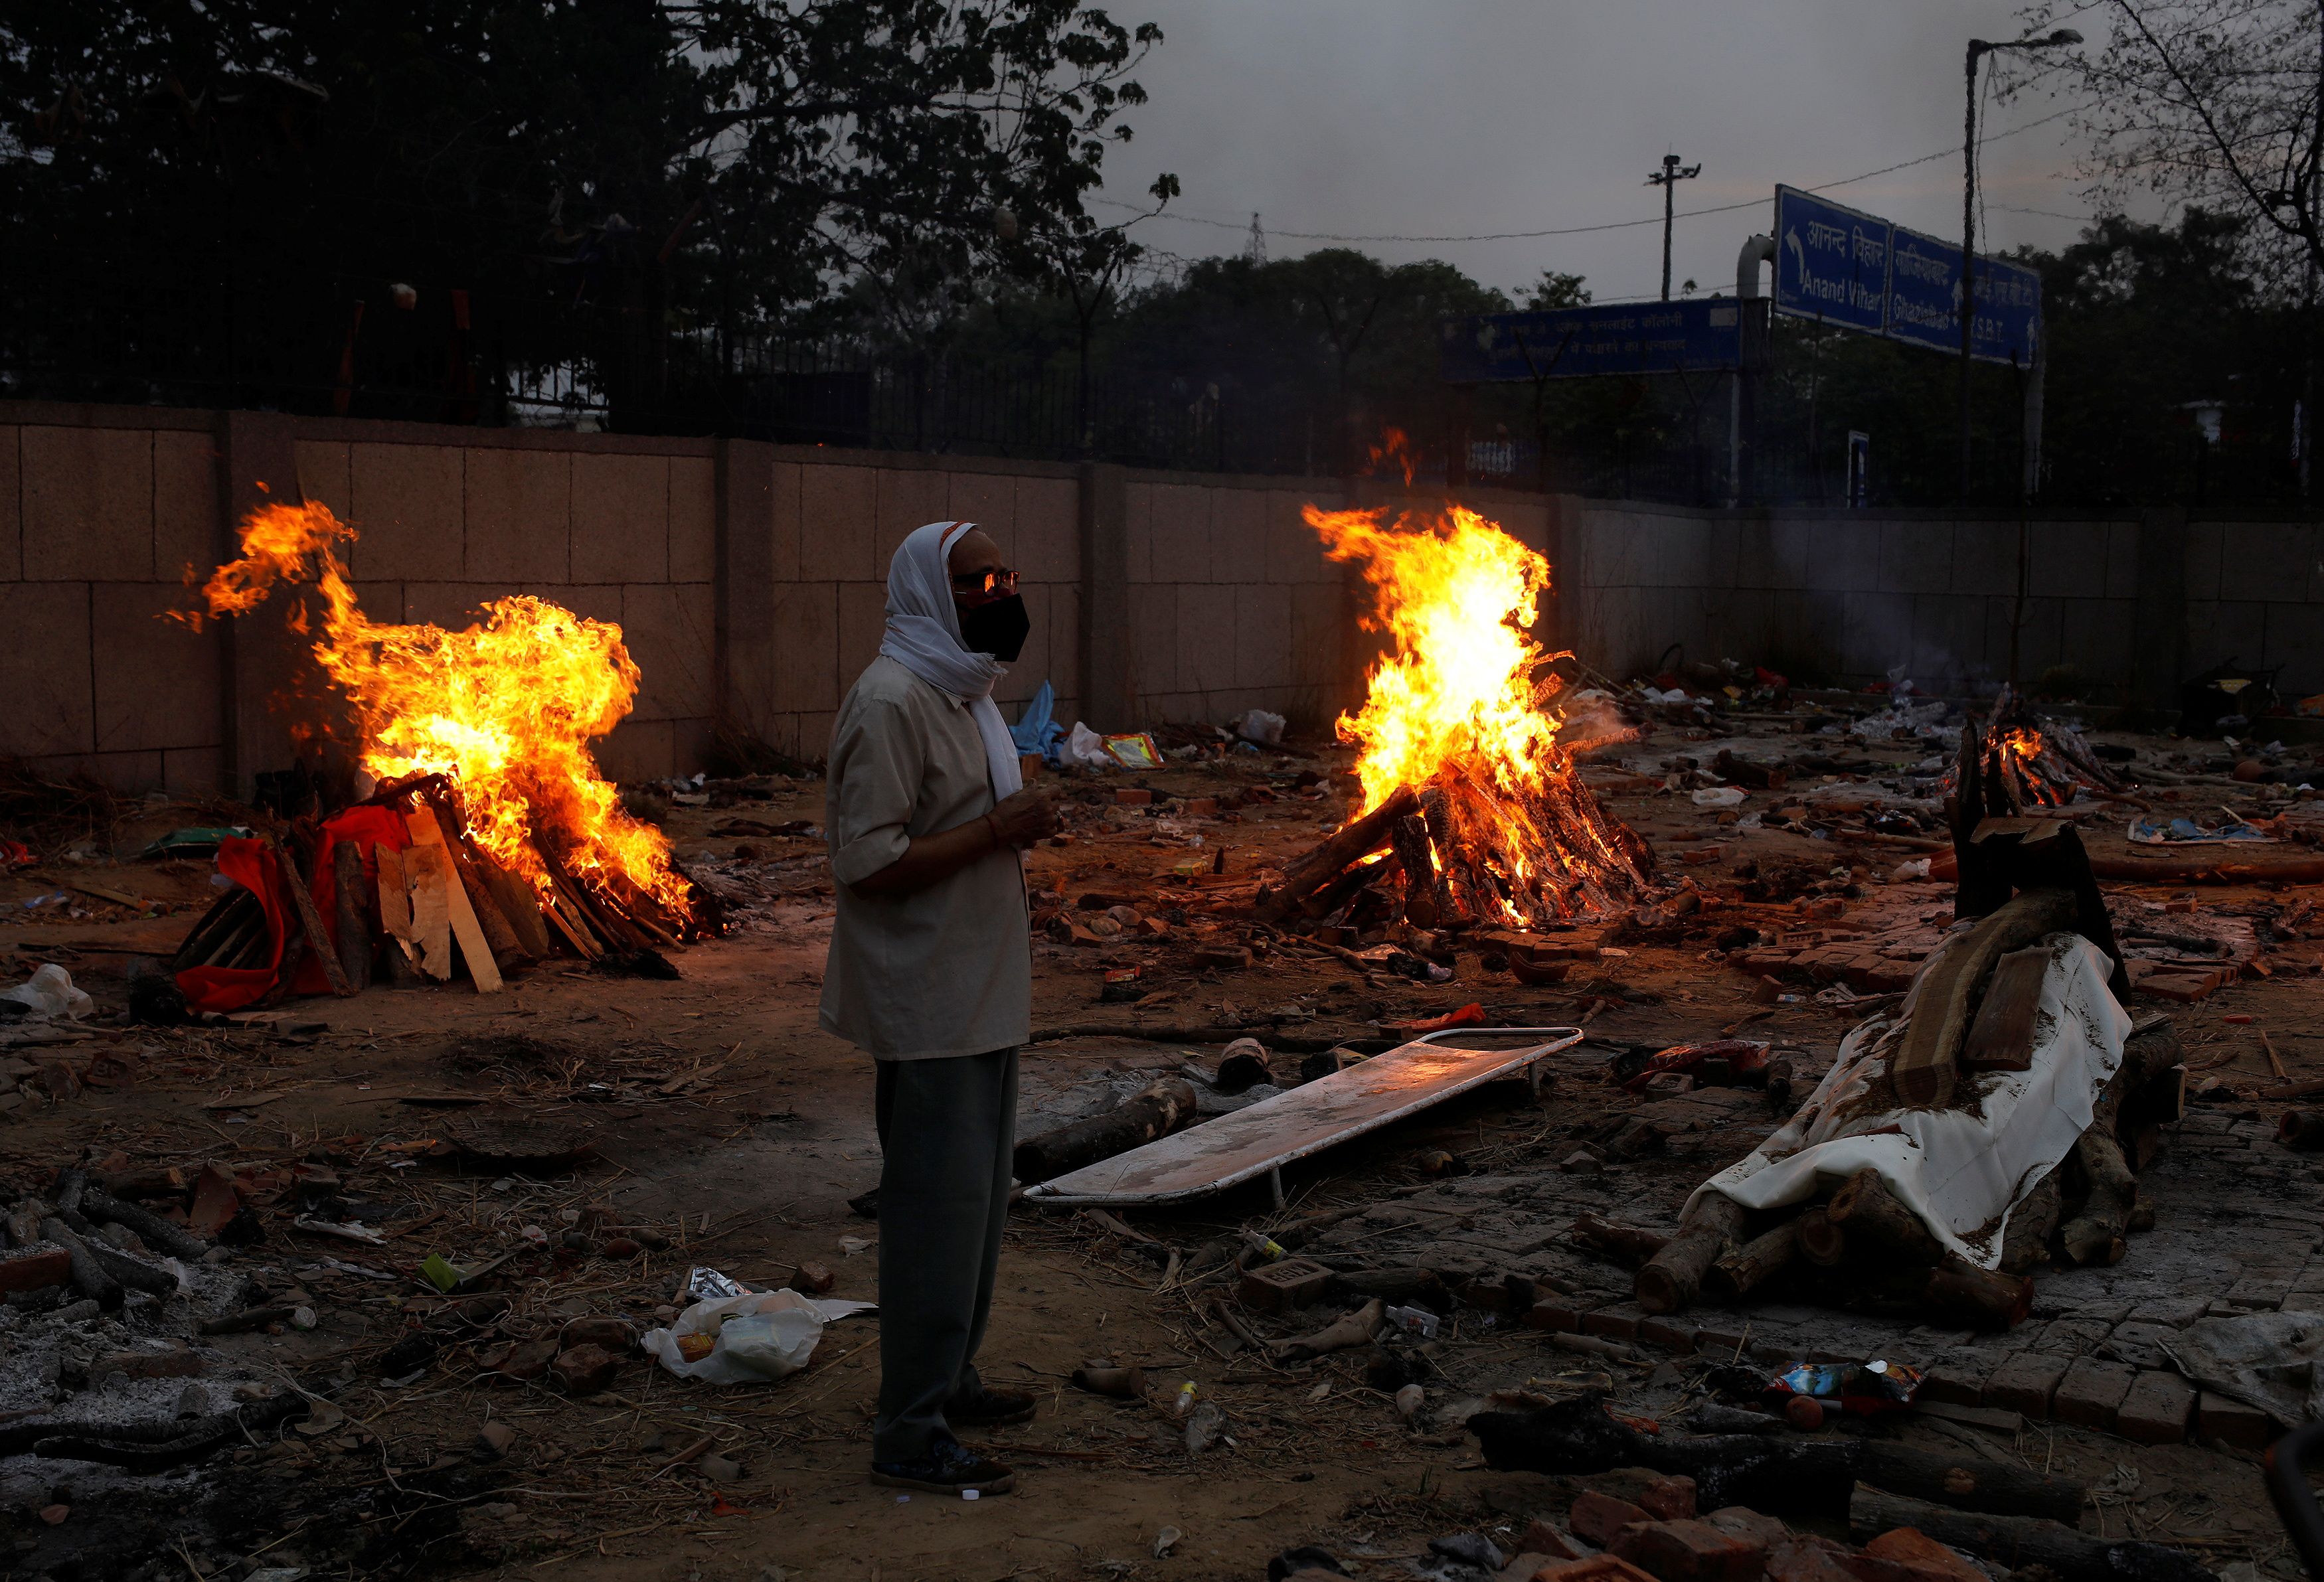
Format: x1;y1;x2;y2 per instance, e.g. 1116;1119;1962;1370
1773;186;1889;334
1440;299;1743;384
1883;223;2042;365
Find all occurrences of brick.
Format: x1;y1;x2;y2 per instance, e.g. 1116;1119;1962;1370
1582;1304;1644;1341
0;1247;71;1295
1526;1299;1584;1333
1584;1469;1696;1521
2197;1391;2274;1450
1981;1353;2068;1418
2114;1370;2196;1445
1609;1518;1767;1582
1917;1352;1999;1406
1529;1561;1661;1582
1239;1256;1332;1314
93;1346;203;1381
1517;1522;1589;1561
1571;1490;1653;1547
1638;1316;1699;1355
1861;1529;1983;1582
1703;1508;1789;1548
1114;787;1153;805
1763;1538;1857;1582
2051;1358;2137;1430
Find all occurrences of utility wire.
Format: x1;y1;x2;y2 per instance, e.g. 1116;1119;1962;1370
1092;103;2086;245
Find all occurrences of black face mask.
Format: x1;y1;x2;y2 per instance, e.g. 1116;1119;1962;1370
957;593;1030;663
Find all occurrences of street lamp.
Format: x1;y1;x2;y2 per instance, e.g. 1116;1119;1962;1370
1959;27;2080;502
1647;153;1702;303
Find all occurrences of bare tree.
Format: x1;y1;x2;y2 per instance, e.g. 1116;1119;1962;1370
2014;0;2324;279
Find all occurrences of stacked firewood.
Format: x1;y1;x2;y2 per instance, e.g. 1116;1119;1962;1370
1942;684;2125;811
1254;771;1655;929
1611;806;2182;1332
170;772;720;998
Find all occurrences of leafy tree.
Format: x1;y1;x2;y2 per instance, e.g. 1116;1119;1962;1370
1;0;1167;426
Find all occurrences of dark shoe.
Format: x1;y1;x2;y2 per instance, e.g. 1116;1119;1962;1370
847;1187;880;1220
948;1386;1037;1428
869;1437;1016;1495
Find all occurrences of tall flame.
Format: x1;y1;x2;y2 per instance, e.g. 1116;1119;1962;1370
1305;499;1650;921
186;501;689;915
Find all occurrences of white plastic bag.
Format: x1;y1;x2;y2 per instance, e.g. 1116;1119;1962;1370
2;964;92;1021
1691;787;1746;808
1236;709;1286;746
643;1289;876;1385
1058;721;1113;769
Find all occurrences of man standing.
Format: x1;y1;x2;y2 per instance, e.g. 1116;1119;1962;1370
821;519;1059;1496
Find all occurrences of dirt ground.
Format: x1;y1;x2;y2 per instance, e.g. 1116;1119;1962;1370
2;706;2319;1582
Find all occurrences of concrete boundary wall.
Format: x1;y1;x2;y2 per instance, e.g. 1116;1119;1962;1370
3;399;2319;799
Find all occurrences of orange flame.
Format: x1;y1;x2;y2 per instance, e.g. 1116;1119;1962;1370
189;501;689;916
1305;499;1650;921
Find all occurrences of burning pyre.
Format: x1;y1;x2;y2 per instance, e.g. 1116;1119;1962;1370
1944;685;2123;813
174;501;705;988
1260;501;1652;927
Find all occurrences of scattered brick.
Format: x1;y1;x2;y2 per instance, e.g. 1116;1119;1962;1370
93;1346;203;1380
2114;1370;2197;1445
1527;1299;1585;1333
1703;1508;1789;1548
550;1343;620;1393
1763;1537;1858;1582
1581;1304;1644;1341
1861;1528;1985;1582
2051;1358;2137;1431
1981;1353;2068;1418
1113;787;1152;805
1180;797;1218;817
0;1247;71;1295
1517;1522;1590;1562
1531;1559;1661;1582
2197;1391;2273;1450
1610;1518;1768;1582
1570;1491;1653;1547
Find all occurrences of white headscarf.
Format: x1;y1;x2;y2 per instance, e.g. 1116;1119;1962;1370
878;520;1025;801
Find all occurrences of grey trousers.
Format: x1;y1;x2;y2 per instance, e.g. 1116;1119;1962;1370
871;1047;1017;1462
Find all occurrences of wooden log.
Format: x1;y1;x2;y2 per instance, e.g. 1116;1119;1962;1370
1571;1212;1669;1268
199;904;269;970
1826;1167;1947;1263
405;806;502;992
40;1218;121;1308
1012;1078;1201;1185
268;834;355;997
1999;1169;2061;1273
1708;1219;1797;1300
1796;1206;1846;1267
1635;1192;1748;1314
1921;1257;2034;1331
424;805;530;971
1390;814;1440;928
471;848;555;960
1846;1484;2213;1582
374;846;422;985
1468;1393;2088;1522
1298;854;1398;922
171;887;255;972
1256;785;1420;922
537;839;643;953
331;840;373;989
2059;1018;2184;1267
1890;886;2077;1109
1960;944;2049;1072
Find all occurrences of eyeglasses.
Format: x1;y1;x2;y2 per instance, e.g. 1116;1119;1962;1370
950;567;1019;598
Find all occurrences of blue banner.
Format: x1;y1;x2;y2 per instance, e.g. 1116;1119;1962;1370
1773;186;1889;334
1440;299;1743;384
1882;224;2042;365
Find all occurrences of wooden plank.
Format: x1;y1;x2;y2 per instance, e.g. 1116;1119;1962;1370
1962;945;2050;1072
400;843;457;982
267;834;355;997
405;807;503;992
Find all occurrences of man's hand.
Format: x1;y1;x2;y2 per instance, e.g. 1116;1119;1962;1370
987;787;1060;849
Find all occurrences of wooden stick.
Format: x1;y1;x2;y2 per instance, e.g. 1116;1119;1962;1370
1846;1484;2210;1582
471;846;555;959
1826;1167;1946;1263
1256;785;1420;922
1708;1220;1797;1300
2263;1030;2288;1081
405;806;502;992
1635;1193;1748;1314
1570;1212;1669;1267
268;834;354;997
331;840;373;990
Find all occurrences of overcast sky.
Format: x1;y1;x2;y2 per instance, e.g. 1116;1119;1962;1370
1092;0;2125;303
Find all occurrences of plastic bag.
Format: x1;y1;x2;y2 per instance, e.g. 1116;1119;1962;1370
1058;721;1113;769
1691;787;1746;808
1236;709;1286;746
2;964;92;1021
642;1288;877;1385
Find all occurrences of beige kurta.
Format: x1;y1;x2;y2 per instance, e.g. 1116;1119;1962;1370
818;655;1031;1060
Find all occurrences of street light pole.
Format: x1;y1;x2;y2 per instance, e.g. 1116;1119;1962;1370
1647;153;1702;301
1958;29;2080;503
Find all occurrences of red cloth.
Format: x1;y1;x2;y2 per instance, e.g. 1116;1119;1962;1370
175;837;293;1014
290;807;415;996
